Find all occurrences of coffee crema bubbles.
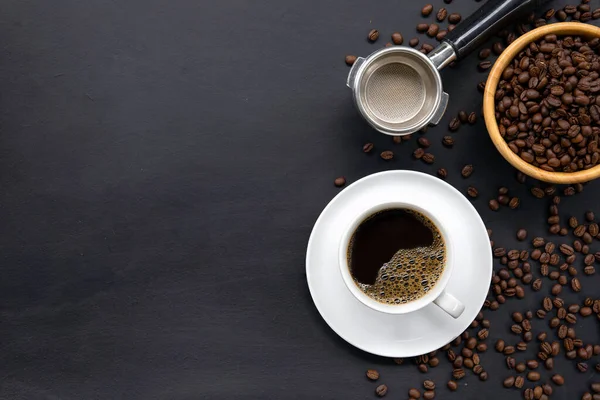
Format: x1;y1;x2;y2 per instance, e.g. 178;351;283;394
347;209;446;305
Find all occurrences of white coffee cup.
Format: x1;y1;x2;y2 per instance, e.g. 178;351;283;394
338;201;465;318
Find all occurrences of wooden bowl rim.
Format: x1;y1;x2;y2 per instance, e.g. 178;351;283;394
483;22;600;184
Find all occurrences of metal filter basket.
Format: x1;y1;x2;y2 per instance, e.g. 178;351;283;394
347;0;548;136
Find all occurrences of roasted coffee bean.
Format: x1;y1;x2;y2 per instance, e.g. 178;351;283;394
467;187;478;198
543;297;553;311
552;284;562;295
468;112;477;124
489;199;500;211
516;363;526;373
381;151;394;160
416;23;429;33
391;32;403;45
586;211;595;221
362;143;374;153
449;117;460;131
461;165;473;178
417;137;431;148
532;279;542;291
448;13;461;24
560;244;574;256
571;277;582;292
453;368;465;380
512;324;523;334
526;360;539;369
345;55;357;66
421;4;433;16
558;324;568;339
423;390;435;400
453;355;463;368
478;61;492;71
517;229;527;241
477;329;489;340
368;29;380;42
531;188;545;198
366;369;380;380
437;168;447;179
503;376;515;387
334;177;346;187
512;312;523;323
577;362;588;372
442;135;454;147
447;380;458;391
409;38;419;47
533;237;545;247
545;358;554;370
426;24;439;37
524;388;534;400
551;374;564;385
436;7;448;22
408;388;421;398
496;339;505;352
375;384;388;397
580;307;593;316
418;363;428;373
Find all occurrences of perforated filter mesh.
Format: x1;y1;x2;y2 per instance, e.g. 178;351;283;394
365;63;426;123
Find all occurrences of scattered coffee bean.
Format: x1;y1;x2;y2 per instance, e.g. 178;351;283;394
442;135;454;147
417;23;429;33
478;61;492;71
504;376;515;388
527;371;541;382
380;151;394;161
345;55;357;66
479;48;491;59
363;143;374;153
448;13;461;24
551;374;564;385
366;369;379;380
517;229;528;241
421;4;433;16
423;390;435;400
468;112;477;124
375;384;388;397
489;199;500;211
461;165;473;178
334;177;346;187
409;38;419;47
422;153;435;164
391;32;403;45
408;388;421;398
368;29;379;42
447;380;458;391
437;168;448;179
449;117;460;131
467;186;478;198
453;368;465;380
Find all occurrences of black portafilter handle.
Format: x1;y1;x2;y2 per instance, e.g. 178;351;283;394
443;0;551;60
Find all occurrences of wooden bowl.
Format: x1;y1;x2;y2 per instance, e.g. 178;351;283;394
484;22;600;184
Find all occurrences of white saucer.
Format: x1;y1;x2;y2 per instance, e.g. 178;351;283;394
306;170;492;358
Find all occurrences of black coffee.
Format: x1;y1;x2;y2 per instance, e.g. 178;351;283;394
347;208;446;304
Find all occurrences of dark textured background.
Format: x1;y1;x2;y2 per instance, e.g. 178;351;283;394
1;0;599;399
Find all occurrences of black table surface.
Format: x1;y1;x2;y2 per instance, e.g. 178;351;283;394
1;0;599;399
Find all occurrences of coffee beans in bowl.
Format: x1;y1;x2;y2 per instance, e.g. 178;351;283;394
484;23;600;184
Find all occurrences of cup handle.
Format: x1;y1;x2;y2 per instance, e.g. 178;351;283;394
433;291;465;319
